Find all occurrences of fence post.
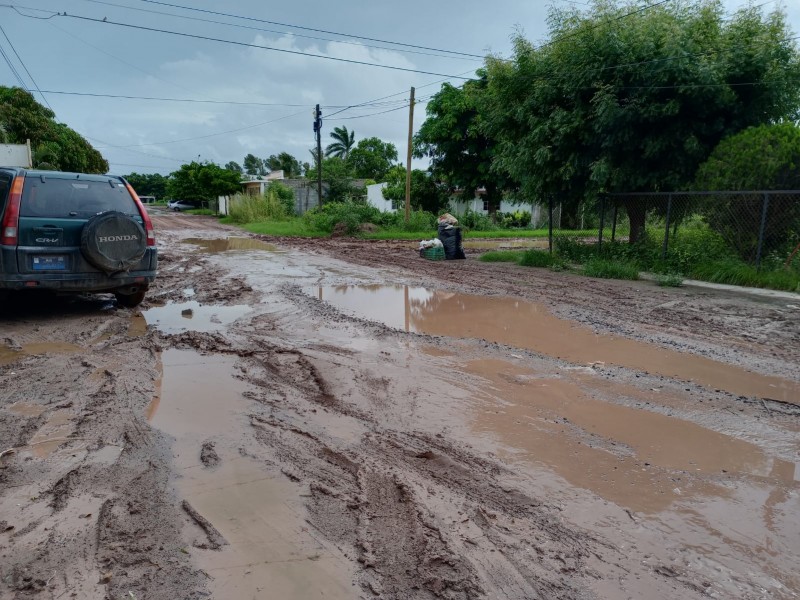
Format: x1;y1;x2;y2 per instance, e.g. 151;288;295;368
756;192;770;269
662;193;673;260
597;194;606;251
611;203;618;242
548;195;554;255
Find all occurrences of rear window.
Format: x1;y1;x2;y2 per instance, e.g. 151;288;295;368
20;177;138;218
0;172;11;214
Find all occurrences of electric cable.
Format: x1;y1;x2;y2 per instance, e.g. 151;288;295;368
136;0;484;59
76;0;483;62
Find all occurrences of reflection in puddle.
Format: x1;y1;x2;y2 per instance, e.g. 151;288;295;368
184;237;278;253
461;359;795;513
150;350;355;599
314;285;799;402
143;301;251;334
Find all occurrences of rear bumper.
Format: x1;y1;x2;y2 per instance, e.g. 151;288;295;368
0;271;157;293
0;246;157;293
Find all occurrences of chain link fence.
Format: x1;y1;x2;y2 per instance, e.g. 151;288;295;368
545;191;800;270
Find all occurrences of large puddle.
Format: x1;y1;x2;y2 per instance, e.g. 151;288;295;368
459;358;797;513
314;285;798;402
149;350;355;599
143;301;251;334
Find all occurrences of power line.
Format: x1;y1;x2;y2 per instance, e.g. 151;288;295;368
76;0;482;63
0;23;53;112
26;89;411;109
35;12;473;80
0;39;26;87
136;0;484;59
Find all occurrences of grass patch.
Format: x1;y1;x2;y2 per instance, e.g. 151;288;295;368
185;208;216;216
583;258;640;280
655;273;684;287
690;260;800;292
480;251;524;263
231;219;327;238
519;249;556;268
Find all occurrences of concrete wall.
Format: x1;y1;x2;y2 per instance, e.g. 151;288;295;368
366;182;394;212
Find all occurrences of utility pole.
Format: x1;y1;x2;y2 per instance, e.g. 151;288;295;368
404;87;415;224
313;104;323;206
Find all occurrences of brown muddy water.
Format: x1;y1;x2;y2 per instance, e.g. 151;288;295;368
148;349;356;599
183;237;279;253
143;301;252;334
314;285;799;403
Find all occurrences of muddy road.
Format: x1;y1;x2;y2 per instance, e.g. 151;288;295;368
1;213;798;600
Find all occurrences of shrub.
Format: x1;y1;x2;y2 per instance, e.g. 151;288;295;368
460;208;494;231
303;201;383;235
583;258;639;280
267;181;295;216
228;190;289;223
495;210;532;228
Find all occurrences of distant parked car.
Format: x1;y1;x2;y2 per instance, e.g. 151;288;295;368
0;168;157;307
168;200;201;211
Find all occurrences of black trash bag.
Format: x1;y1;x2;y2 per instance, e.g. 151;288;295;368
437;224;466;260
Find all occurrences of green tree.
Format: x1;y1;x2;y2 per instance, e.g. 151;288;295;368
695;123;800;260
306;156;364;202
265;152;301;178
167;161;242;208
243;153;266;177
0;86;108;173
382;165;449;214
124;172;169;199
225;161;243;173
415;74;511;214
349;137;398;180
325;126;355;159
483;1;800;241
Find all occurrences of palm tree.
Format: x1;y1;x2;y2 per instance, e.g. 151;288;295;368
325;126;355;160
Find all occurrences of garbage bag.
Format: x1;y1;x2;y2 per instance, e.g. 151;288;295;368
437;224;465;260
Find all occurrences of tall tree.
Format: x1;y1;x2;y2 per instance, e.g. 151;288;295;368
167;161;241;207
482;1;800;241
325;126;356;159
124;172;169;199
0;86;108;173
382;165;449;213
243;153;266;177
415;73;511;214
348;137;398;180
694;123;800;261
224;161;243;173
265;152;301;178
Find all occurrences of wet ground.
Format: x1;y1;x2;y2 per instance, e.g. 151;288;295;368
0;213;798;599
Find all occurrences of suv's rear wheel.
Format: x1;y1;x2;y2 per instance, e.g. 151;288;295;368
115;288;147;308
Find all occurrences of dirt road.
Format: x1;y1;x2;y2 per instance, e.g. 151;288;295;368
1;213;798;599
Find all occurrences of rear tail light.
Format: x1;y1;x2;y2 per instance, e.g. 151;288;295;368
1;175;24;246
125;181;156;247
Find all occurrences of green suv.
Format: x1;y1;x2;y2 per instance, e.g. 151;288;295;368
0;169;157;307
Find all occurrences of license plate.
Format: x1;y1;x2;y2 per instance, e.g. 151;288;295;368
32;256;67;270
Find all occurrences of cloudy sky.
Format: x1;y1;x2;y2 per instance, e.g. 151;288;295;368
1;0;798;176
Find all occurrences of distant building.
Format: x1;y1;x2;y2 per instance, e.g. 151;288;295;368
240;170;285;196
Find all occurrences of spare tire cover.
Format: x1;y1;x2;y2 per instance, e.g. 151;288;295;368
81;211;147;273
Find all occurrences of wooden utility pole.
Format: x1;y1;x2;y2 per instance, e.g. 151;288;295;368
404;87;415;223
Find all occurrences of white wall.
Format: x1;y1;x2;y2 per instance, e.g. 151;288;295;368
366;182;394;212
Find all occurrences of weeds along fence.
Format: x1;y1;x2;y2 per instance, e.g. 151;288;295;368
545;191;800;270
